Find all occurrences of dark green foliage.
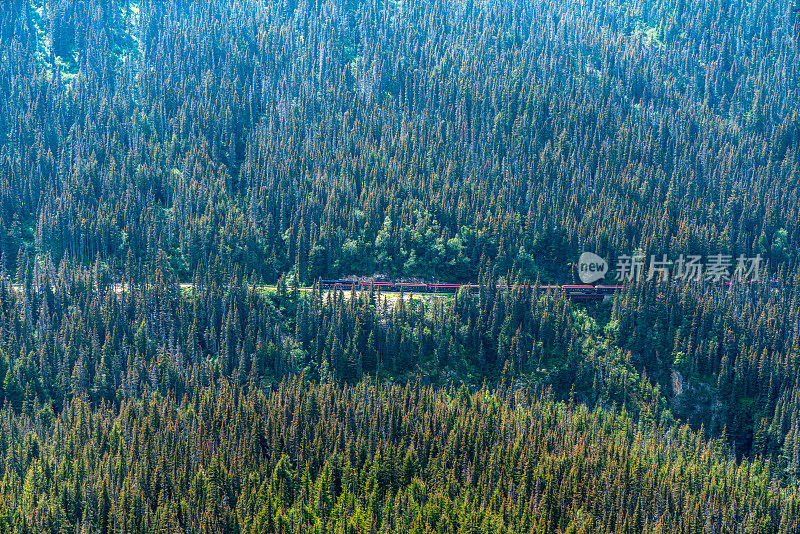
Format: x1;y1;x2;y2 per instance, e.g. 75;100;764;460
1;0;798;283
0;0;799;529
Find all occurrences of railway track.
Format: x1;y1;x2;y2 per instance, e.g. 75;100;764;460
319;280;623;301
6;279;781;303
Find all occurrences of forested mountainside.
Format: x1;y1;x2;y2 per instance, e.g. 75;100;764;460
1;0;799;282
1;0;800;531
2;381;799;534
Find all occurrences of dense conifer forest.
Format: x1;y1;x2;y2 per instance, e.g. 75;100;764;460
1;0;800;531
